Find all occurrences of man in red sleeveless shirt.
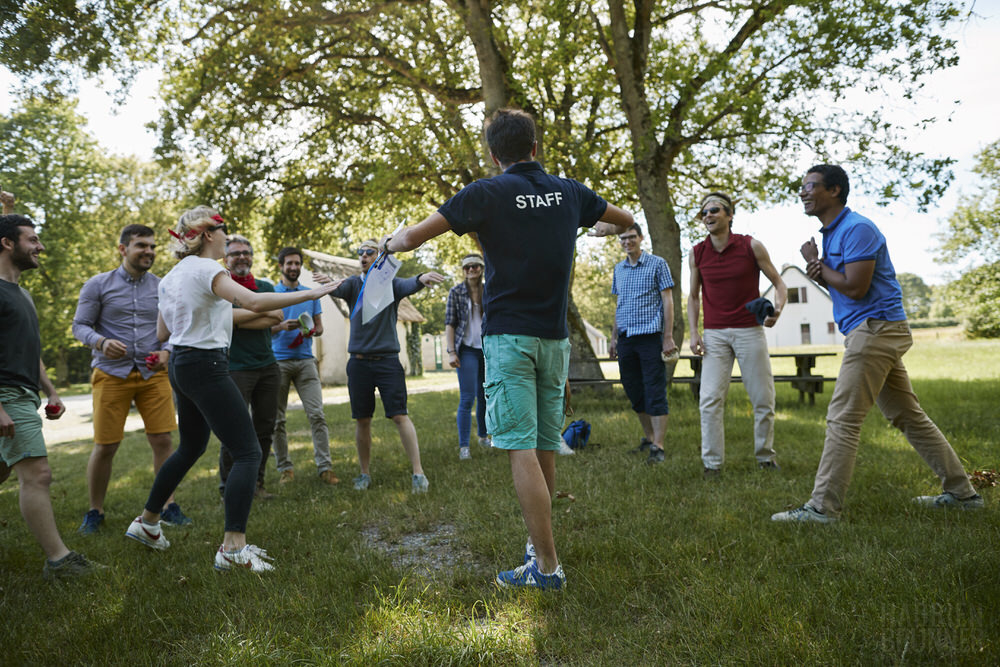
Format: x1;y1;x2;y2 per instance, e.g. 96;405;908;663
687;192;786;478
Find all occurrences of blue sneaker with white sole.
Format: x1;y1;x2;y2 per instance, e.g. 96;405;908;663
496;559;565;590
78;509;104;534
160;502;193;527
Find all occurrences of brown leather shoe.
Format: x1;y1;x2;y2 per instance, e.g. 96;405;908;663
279;469;295;484
254;484;275;500
319;470;340;485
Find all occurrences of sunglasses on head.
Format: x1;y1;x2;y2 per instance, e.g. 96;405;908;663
700;206;723;218
358;248;377;257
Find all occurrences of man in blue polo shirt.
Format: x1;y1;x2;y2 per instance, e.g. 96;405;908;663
610;223;676;465
270;246;337;485
379;108;634;590
772;164;981;523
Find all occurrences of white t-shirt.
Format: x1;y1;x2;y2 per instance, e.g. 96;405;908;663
158;256;233;349
461;295;483;349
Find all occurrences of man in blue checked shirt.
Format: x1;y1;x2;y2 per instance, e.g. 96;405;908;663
610;223;677;465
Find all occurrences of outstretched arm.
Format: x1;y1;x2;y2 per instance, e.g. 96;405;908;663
213;273;342;311
383;213;452;253
589;204;635;237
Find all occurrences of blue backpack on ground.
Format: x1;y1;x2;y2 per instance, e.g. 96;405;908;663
562;420;591;450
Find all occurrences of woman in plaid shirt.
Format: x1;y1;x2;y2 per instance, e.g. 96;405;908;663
444;254;490;460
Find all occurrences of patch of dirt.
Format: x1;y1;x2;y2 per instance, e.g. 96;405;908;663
361;523;484;578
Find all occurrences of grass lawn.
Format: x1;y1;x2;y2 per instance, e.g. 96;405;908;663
2;336;998;665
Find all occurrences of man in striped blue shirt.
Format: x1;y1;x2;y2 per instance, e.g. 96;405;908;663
610;223;676;464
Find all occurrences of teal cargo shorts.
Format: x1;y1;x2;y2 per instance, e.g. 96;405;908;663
0;385;47;467
483;334;570;451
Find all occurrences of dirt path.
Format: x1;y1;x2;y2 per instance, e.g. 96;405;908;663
44;374;459;447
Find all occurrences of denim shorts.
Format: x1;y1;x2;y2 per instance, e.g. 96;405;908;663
482;335;569;451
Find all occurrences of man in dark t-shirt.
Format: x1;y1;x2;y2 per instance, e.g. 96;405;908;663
378;109;634;590
320;240;445;493
221;235;283;498
0;207;102;579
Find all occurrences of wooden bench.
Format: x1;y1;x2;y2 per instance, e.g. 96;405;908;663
569;351;838;405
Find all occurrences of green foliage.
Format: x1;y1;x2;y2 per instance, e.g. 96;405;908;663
2;341;999;663
938;139;1000;264
896;272;932;319
946;261;1000;338
4;1;968;357
928;283;956;319
0;94;202;382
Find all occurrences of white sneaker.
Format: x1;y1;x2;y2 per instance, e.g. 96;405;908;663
214;544;274;572
459;446;471;460
125;516;171;550
558;439;575;456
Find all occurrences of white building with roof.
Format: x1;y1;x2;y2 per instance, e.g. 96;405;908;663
761;265;844;348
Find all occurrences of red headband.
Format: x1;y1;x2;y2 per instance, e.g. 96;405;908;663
168;214;226;241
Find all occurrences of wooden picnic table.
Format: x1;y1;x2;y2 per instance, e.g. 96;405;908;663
677;352;838;404
568;351;838;405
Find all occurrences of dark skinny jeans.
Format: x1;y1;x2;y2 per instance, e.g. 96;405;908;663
145;347;260;533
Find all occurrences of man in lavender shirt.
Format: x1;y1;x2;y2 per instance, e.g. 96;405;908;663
72;225;190;533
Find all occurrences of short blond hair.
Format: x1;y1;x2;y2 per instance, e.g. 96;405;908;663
171;205;222;259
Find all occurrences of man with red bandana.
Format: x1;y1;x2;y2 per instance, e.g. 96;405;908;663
220;234;283;499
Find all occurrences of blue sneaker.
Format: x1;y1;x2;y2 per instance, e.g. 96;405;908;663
412;473;429;494
353;473;371;491
160;502;193;527
78;509;104;534
496;559;565;590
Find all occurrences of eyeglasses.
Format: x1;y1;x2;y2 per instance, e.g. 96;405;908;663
699;206;723;218
463;264;483;271
800;181;823;193
619;234;640;242
226;249;252;258
358;248;377;257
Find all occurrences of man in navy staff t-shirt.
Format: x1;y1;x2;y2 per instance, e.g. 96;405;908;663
378;109;635;590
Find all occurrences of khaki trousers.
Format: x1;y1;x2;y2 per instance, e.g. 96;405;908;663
809;319;974;516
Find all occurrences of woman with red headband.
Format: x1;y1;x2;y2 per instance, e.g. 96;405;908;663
125;205;340;572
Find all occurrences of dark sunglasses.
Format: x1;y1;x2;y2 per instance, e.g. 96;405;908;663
700;206;723;218
211;223;228;234
358;248;377;257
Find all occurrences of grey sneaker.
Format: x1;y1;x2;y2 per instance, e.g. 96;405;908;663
758;461;780;471
631;438;653;454
478;436;492;448
646;445;665;465
353;473;371;491
771;504;836;524
412;473;429;494
703;467;721;480
459;446;471;460
43;551;106;581
912;491;984;509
